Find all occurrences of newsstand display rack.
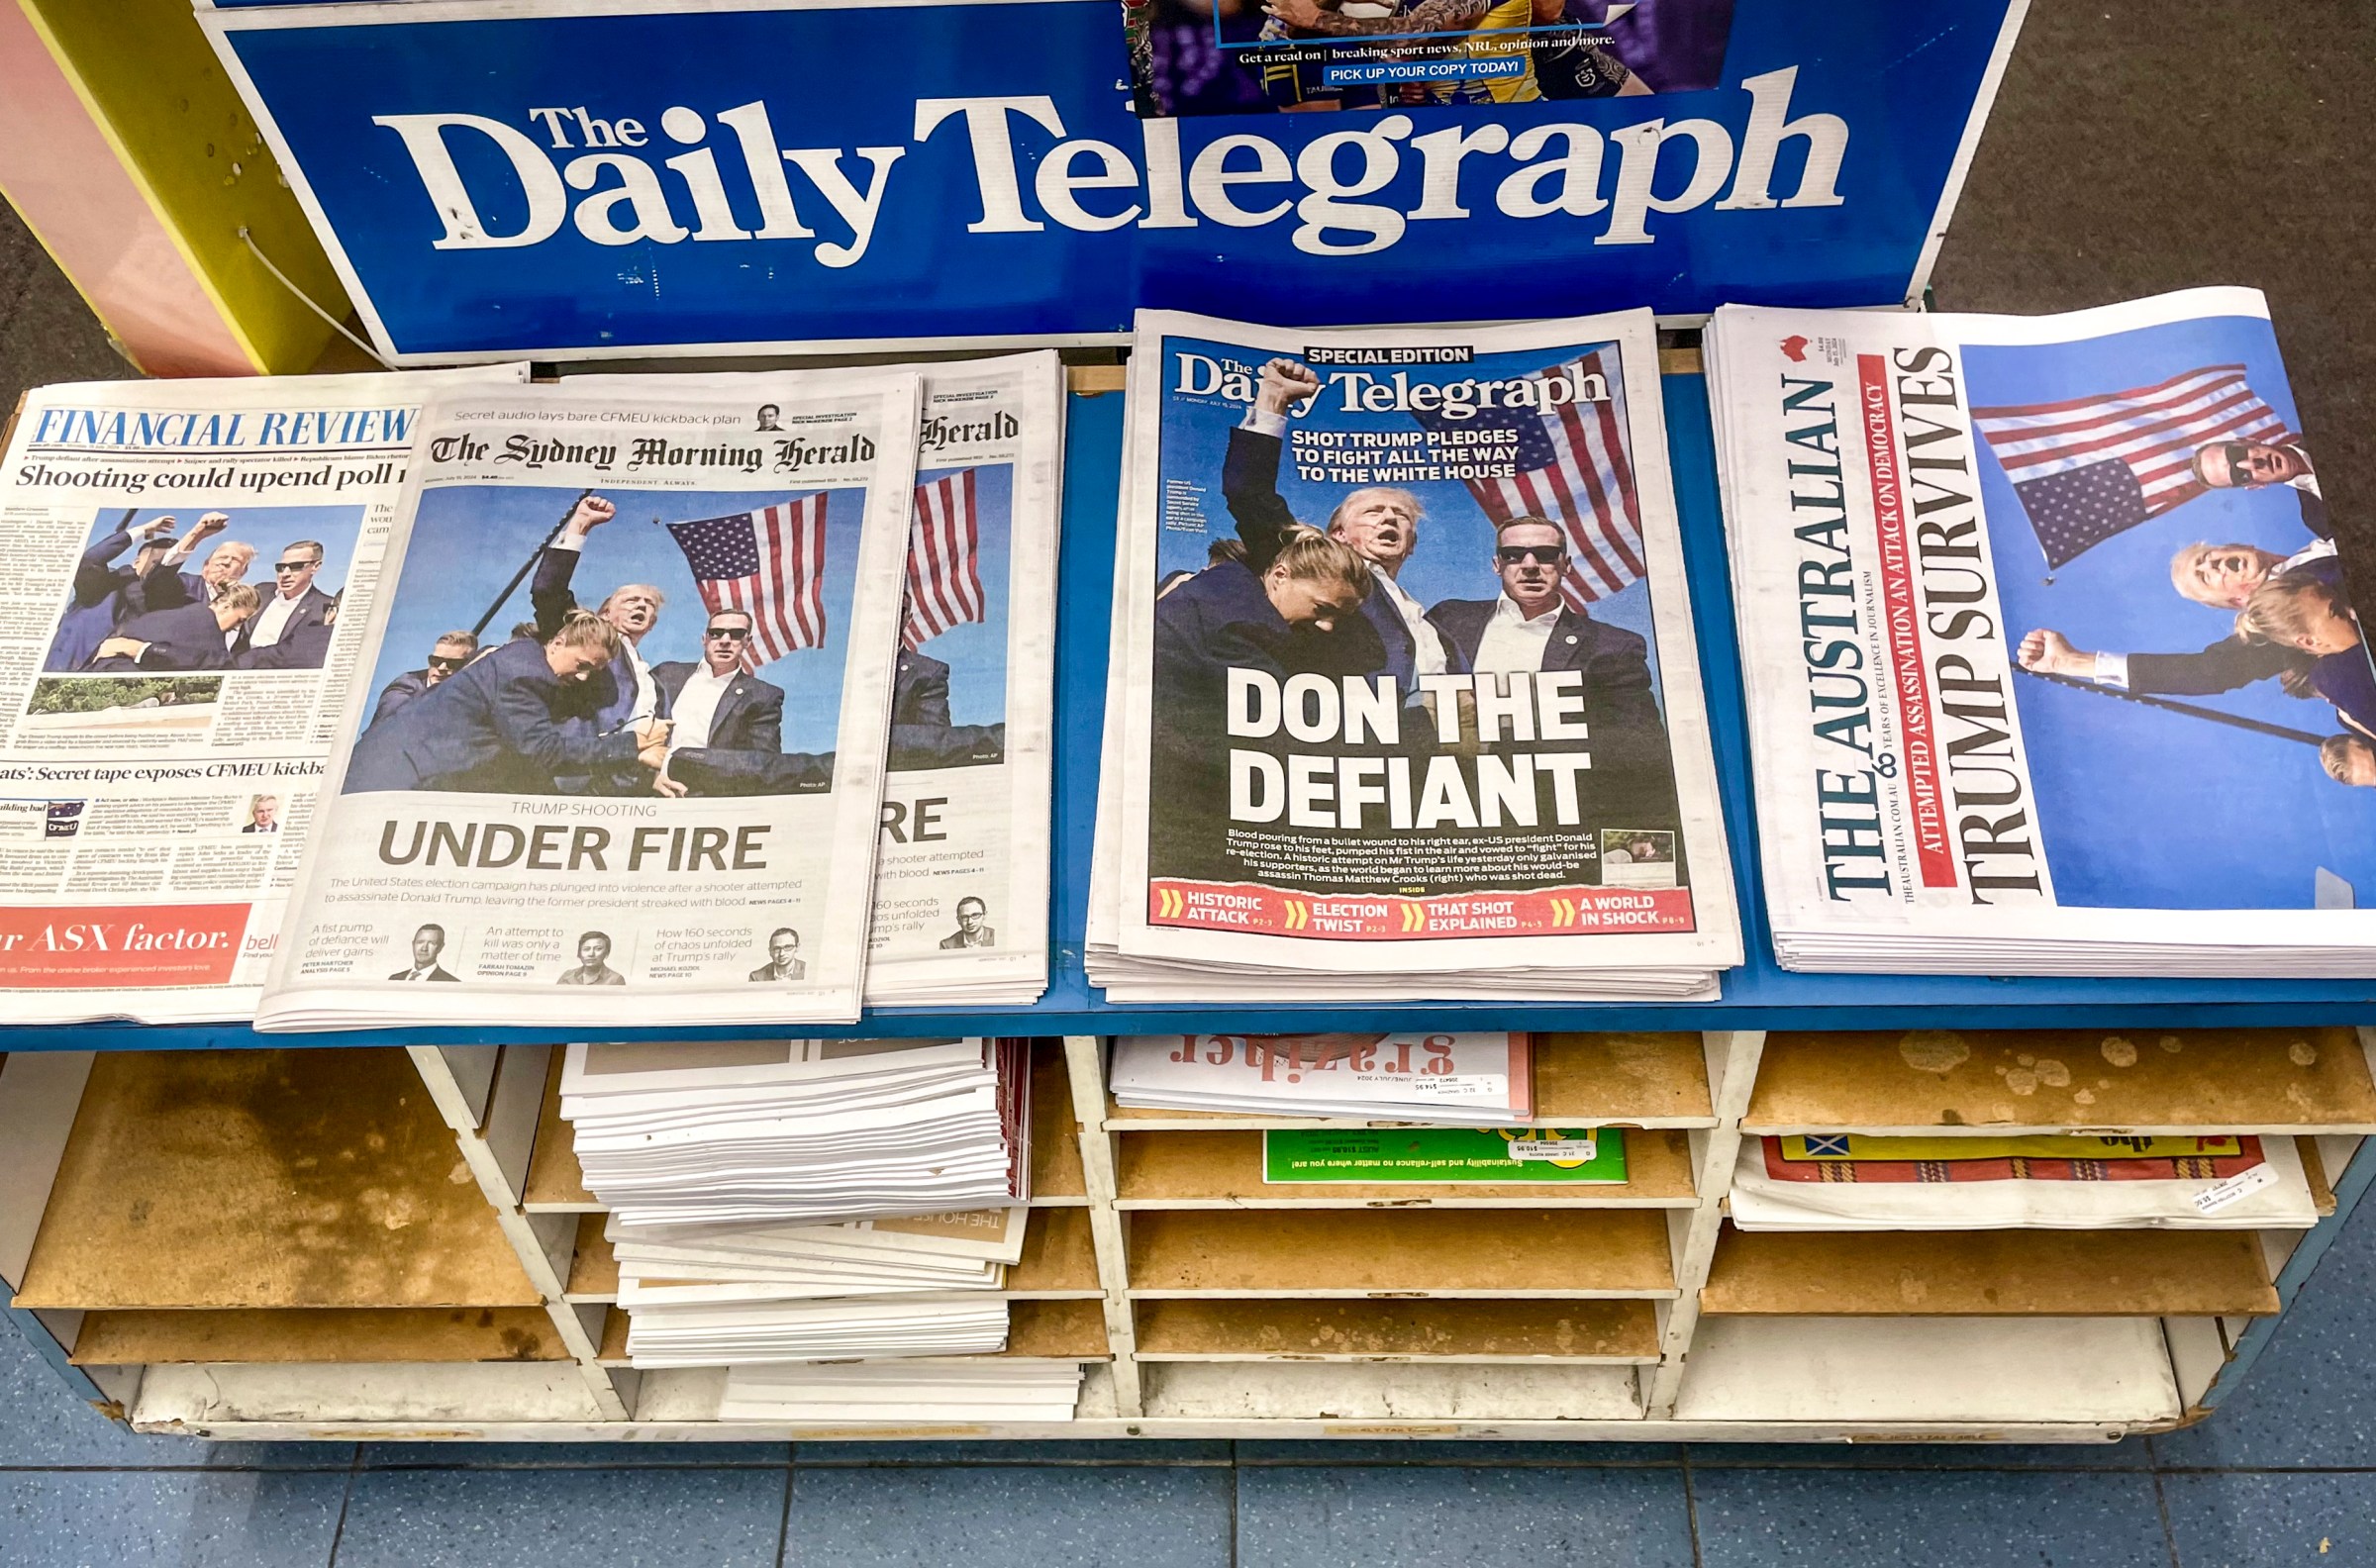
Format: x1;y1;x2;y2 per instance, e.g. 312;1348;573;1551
3;367;2370;1443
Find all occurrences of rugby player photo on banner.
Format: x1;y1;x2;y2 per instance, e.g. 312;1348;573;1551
257;376;919;1028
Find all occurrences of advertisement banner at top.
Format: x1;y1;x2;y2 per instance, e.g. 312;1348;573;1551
200;0;2026;363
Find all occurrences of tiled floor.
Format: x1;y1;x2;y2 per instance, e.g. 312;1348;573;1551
5;0;2375;1562
3;1190;2374;1564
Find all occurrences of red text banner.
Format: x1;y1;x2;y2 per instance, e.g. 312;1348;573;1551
0;904;249;988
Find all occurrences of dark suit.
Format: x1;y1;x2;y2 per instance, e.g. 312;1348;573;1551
939;926;996;949
650;661;784;752
883;648;1004;770
242;823;278;833
1426;596;1684;848
373;670;437;727
531;545;653;733
2314;646;2376;737
84;602;236;672
51;527;153;671
234;585;338;670
343;637;643;795
747;959;807;982
1223;424;1451;687
389;964;458;982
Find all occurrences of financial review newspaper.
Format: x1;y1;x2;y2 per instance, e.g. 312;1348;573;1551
0;366;521;1024
1102;309;1737;995
1711;289;2376;972
258;375;918;1027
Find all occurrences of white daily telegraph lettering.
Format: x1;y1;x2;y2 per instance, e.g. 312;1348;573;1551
370;68;1844;266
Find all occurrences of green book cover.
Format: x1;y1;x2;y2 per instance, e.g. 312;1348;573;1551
1261;1127;1627;1184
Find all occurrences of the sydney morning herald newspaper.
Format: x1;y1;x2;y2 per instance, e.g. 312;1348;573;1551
256;375;918;1027
864;354;1062;1007
1712;288;2375;972
1110;309;1738;991
0;366;522;1024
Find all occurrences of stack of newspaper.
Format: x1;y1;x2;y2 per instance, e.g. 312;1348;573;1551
0;354;1062;1027
559;1038;1031;1226
1088;309;1739;1001
561;1037;1040;1373
1727;1133;2321;1230
1708;289;2376;974
1110;1030;1534;1123
720;1362;1084;1422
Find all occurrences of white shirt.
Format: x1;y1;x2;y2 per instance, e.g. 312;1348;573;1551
668;664;735;753
248;588;304;648
1471;594;1562;674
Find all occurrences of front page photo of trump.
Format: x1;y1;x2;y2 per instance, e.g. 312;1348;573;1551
258;377;919;1028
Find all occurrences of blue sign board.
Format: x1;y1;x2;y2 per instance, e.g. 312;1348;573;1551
201;0;2026;362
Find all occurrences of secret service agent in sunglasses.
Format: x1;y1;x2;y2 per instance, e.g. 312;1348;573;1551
274;557;320;573
1496;543;1568;566
426;653;468;672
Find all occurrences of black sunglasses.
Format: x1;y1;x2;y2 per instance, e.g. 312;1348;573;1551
706;625;751;640
1496;544;1566;566
2217;441;2264;480
426;654;467;671
274;558;318;572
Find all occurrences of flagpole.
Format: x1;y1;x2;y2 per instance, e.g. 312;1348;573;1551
2017;665;2331;746
469;488;592;640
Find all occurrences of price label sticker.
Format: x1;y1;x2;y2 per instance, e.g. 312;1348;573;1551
1508;1135;1597;1163
2192;1163;2279;1215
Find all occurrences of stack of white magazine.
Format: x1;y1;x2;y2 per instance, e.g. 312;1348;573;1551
560;354;1066;1008
626;1297;1010;1369
720;1362;1083;1422
559;1037;1031;1227
1708;289;2376;974
610;1208;1027;1303
1728;1132;2319;1231
1110;1031;1534;1124
1089;309;1739;1001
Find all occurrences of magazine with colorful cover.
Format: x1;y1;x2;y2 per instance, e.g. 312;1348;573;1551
1097;308;1738;998
1710;288;2375;972
255;373;918;1027
1263;1125;1624;1182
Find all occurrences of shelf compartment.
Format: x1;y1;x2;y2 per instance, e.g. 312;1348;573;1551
1107;1030;1715;1130
524;1039;1086;1213
1134;1299;1661;1362
1138;1361;1644;1421
1009;1207;1103;1297
1125;1209;1676;1298
13;1049;541;1311
1743;1027;2376;1135
1674;1315;2182;1425
566;1215;616;1302
71;1308;573;1365
1699;1225;2278;1317
596;1298;1108;1367
1114;1127;1696;1208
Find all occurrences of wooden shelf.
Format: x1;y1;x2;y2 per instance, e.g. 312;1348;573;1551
1113;1127;1696;1208
1010;1207;1102;1297
1107;1031;1715;1130
566;1216;616;1302
1125;1209;1676;1298
524;1039;1086;1213
13;1050;541;1311
1133;1299;1661;1362
71;1308;572;1365
1700;1225;2280;1317
1744;1027;2376;1135
596;1299;1107;1366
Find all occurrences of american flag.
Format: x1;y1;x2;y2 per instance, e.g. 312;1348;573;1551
662;495;828;667
1973;365;2296;570
904;468;986;650
1410;348;1644;605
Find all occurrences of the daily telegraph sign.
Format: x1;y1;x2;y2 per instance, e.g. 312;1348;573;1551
201;0;2027;362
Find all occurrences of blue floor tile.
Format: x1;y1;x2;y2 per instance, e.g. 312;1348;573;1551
1236;1439;1682;1465
795;1439;1229;1465
335;1466;787;1568
0;1470;346;1568
0;1321;352;1470
1690;1468;2173;1568
2152;1192;2376;1468
2163;1472;2376;1566
1238;1465;1694;1568
784;1465;1232;1568
361;1440;789;1467
1687;1439;2151;1469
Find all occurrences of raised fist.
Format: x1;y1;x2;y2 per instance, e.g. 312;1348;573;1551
1256;357;1323;416
564;495;617;537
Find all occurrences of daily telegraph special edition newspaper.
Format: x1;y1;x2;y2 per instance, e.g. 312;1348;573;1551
256;374;919;1027
1709;288;2376;974
1097;309;1738;999
0;366;523;1023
